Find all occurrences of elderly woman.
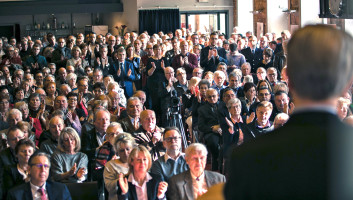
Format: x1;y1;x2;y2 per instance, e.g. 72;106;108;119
67;46;88;77
337;97;352;120
117;146;168;200
104;133;136;200
221;98;255;155
66;73;78;92
168;143;226;200
16;121;35;143
2;139;35;198
50;127;88;183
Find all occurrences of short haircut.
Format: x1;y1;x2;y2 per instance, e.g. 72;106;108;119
163;126;181;139
15;138;35;154
287;25;353;100
256;101;273;111
226;98;242;110
185;143;208;160
113;132;136;152
7;108;22;122
57;127;81;153
28;152;51;167
229;43;238;52
93;82;106;92
243;82;256;93
198;79;210;88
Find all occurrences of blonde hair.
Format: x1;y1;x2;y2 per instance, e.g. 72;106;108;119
128;146;152;174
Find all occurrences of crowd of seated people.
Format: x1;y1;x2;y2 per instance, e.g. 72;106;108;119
0;26;351;200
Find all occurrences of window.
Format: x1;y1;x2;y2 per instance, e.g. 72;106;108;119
180;11;229;36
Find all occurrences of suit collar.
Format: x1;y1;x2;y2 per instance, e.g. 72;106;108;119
183;170;194;200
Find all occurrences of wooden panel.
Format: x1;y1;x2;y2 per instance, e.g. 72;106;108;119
253;0;267;36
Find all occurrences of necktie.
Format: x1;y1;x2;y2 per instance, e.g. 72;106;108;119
38;188;47;200
120;62;124;73
252;49;255;54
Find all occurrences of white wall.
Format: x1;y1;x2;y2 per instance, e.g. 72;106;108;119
237;0;253;35
345;19;353;37
300;0;323;26
267;0;289;36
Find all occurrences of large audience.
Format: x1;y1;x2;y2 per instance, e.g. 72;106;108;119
0;26;352;200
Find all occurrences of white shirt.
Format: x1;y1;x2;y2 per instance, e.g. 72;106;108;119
164;152;184;163
190;171;208;199
128;173;152;200
30;182;48;200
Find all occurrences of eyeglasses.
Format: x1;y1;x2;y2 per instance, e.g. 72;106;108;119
207;95;217;99
8;136;24;142
32;163;50;169
0;101;9;105
165;136;181;143
118;148;131;153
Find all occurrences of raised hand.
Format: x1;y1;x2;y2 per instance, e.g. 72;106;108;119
127;68;132;77
96;57;101;66
157;181;168;198
68;163;77;176
161;60;165;70
208;49;213;60
184;56;189;65
180;56;184;66
66;111;74;123
246;112;256;124
118;173;129;194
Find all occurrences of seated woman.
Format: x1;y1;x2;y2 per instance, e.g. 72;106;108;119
117;146;168;200
50;127;88;183
16;121;36;144
104;133;136;200
220;98;255;156
2;139;35;198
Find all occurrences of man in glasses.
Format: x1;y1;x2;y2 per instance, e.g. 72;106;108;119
151;127;189;182
7;152;71;199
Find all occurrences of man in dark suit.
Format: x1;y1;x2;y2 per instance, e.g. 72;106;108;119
240;35;263;73
168;143;226;200
112;48;137;98
198;88;221;171
172;40;198;80
118;97;142;134
200;32;227;73
224;25;353;199
7;152;71;200
81;109;110;180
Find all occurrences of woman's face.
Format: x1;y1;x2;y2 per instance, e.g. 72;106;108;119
17;145;34;164
229;103;241;116
19;107;29;119
245;87;256;100
73;49;80;58
199;84;208;97
131;151;149;174
118;143;132;163
16;90;24;100
127;47;133;57
63;134;76;153
46;84;56;95
68;78;76;88
21;127;29;138
29;97;41;110
0;99;9;112
337;103;348;120
153;47;162;57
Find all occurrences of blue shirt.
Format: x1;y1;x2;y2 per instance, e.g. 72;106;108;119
150;153;189;182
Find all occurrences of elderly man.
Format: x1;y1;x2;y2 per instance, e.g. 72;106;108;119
151;127;189;182
200;32;227;73
270;91;291;121
247;101;274;137
51;37;72;68
164;37;180;67
133;90;147;110
211;70;226;96
133;109;165;161
81;109;111;165
118;97;142;134
266;67;281;89
168;143;226;200
192;67;203;79
158;67;177;127
172;40;198;80
198;89;221;171
52;95;81;135
7;152;71;200
225;25;353;199
39;116;65;155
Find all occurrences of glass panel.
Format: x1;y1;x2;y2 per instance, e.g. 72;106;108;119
187;14;218;34
220;13;226;35
180;14;186;29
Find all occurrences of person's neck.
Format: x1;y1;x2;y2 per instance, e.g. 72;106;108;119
134;172;147;186
191;170;203;178
256;120;268;127
231;113;241;121
18;162;29;171
167;150;180;160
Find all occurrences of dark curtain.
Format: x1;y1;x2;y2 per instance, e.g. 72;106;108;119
139;9;180;35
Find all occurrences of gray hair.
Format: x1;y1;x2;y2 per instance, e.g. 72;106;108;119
185;143;208;159
226;98;242;110
287;25;353;101
57;127;81;153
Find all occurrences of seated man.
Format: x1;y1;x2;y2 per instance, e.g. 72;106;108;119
39;116;65;155
198;88;221;171
151;127;189;182
118;97;142;134
7;152;71;199
168;143;226;200
247;101;274;137
133;109;165;161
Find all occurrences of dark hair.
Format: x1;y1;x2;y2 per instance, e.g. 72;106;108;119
198;79;210;88
67;92;78;99
243;82;256;93
163;127;181;139
93;82;106;92
15;138;35;154
28;93;41;101
257;86;271;94
263;48;273;57
274;90;288;97
0;93;9;101
28;152;51;166
229;43;238;52
222;87;235;99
